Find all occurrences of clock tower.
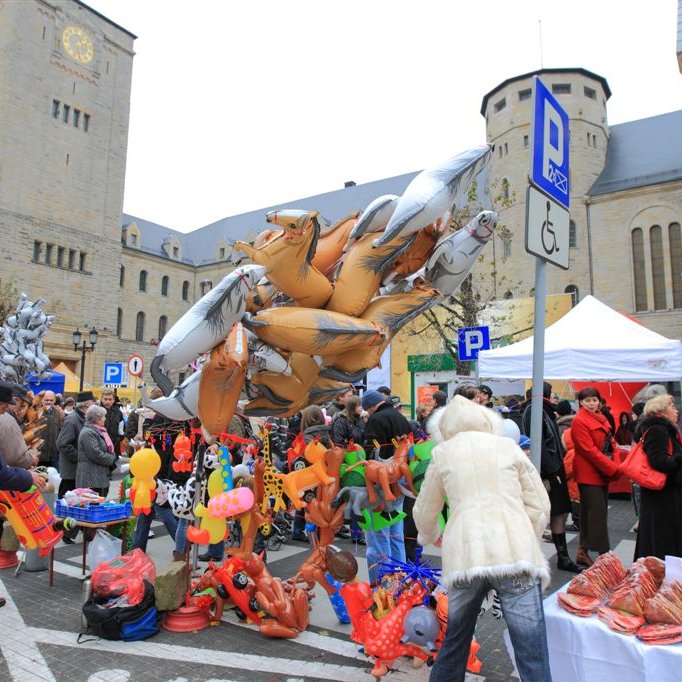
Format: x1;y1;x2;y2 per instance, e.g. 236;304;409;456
0;0;136;377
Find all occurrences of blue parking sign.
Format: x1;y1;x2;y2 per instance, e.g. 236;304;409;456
457;326;491;361
531;77;570;208
103;362;124;386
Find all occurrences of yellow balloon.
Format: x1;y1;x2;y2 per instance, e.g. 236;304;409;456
130;447;161;478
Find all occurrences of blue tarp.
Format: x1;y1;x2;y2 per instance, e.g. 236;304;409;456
26;371;65;395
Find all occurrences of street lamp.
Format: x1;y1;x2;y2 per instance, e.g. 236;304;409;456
72;326;98;391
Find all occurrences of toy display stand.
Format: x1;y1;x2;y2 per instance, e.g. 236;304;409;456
49;515;132;586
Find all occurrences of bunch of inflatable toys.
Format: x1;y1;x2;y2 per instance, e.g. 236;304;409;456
140;145;497;438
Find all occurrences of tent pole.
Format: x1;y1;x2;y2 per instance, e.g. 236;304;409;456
529;257;546;473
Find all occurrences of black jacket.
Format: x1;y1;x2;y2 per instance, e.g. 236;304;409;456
638;415;682;487
331;413;366;447
522;399;565;479
363;402;414;460
104;404;124;454
56;408;86;480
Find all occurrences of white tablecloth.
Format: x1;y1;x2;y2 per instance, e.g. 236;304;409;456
542;585;682;682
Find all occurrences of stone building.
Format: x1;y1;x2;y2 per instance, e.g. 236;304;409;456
1;0;679;393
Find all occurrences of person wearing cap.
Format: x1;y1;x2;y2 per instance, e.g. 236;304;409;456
63;396;75;415
0;382;46;607
0;386;39;471
522;382;582;574
361;389;415;584
56;390;95;499
477;384;493;408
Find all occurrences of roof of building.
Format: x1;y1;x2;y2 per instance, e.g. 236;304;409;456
480;67;611;116
124;170;418;267
589;109;682;196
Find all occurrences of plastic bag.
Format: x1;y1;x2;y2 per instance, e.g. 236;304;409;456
91;548;156;605
87;529;120;572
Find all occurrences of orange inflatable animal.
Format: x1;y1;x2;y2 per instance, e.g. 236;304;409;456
244;306;385;357
390;221;444;279
198;322;248;435
324;231;417;317
274;439;334;510
235;211;333;309
344;437;415;504
250;352;320;405
311;213;359;275
322;283;438;382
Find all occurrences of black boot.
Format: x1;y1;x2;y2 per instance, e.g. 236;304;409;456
553;532;583;573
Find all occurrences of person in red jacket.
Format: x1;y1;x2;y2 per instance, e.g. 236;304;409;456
571;386;619;565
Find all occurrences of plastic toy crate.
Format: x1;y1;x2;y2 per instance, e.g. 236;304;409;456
55;500;132;523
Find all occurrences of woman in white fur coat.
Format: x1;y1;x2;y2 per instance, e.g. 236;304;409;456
414;395;552;682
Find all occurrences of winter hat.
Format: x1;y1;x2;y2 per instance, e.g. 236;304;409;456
76;390;95;404
361;390;385;410
0;381;14;403
519;435;531;450
555;399;574;416
376;386;391;397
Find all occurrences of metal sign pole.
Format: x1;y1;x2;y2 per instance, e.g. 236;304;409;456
529;257;547;473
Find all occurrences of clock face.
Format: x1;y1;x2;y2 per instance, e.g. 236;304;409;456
62;26;94;64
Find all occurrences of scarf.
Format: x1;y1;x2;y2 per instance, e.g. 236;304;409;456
95;424;114;454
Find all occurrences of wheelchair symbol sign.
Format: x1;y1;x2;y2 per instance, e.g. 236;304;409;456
525;185;569;269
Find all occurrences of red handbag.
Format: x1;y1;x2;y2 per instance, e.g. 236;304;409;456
619;431;669;491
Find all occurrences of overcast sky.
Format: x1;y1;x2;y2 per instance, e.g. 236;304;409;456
85;0;681;233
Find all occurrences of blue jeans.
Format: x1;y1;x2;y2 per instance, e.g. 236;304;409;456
365;499;405;585
175;518;189;555
132;503;179;552
430;573;552;682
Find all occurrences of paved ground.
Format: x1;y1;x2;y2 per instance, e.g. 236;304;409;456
0;496;639;682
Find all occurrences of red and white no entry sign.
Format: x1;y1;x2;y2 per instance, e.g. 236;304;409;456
127;354;144;376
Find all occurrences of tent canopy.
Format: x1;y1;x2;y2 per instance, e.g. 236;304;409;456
478;295;682;381
27;371;65;395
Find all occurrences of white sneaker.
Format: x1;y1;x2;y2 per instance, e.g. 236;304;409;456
148;530;155;538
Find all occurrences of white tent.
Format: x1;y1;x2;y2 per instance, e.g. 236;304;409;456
478;295;682;381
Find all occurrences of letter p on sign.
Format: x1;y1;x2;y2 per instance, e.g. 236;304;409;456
457;326;491;362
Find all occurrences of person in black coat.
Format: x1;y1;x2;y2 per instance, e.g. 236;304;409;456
100;389;124;456
361;391;414;461
56;391;96;497
633;394;682;560
331;395;366;447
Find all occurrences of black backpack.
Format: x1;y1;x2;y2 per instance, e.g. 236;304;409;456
80;580;158;641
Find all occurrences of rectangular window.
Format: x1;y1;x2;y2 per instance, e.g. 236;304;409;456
33;240;42;262
130;234;138;246
523;134;529;148
219;247;225;259
68;249;76;269
173;246;179;257
63;104;70;124
57;246;65;267
503;239;512;258
83;113;90;132
79;252;86;271
518;88;532;101
592;134;597;148
552;83;571;95
494;97;506;113
45;243;53;265
73;109;80;128
52;99;60;119
584;86;596;99
587;132;592;147
504;142;508;156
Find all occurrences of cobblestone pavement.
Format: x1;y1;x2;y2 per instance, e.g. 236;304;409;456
0;498;638;681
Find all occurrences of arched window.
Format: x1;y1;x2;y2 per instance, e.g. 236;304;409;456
139;270;147;292
161;275;169;297
119;265;125;287
116;308;123;337
565;284;579;307
158;315;168;339
631;228;647;312
670;223;682;309
503;290;513;300
135;311;145;341
182;280;190;301
569;220;577;247
200;280;213;296
502;177;510;201
650;225;666;310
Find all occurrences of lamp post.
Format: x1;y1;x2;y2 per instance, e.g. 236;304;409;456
72;327;98;391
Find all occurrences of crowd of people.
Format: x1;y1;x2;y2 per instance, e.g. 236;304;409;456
0;373;680;681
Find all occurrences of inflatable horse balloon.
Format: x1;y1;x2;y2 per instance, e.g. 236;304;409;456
374;145;491;247
151;264;265;394
144;144;495;432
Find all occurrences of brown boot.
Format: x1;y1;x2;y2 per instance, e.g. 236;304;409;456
576;547;593;567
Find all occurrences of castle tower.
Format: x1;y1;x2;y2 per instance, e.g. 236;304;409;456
0;0;135;380
479;68;611;302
